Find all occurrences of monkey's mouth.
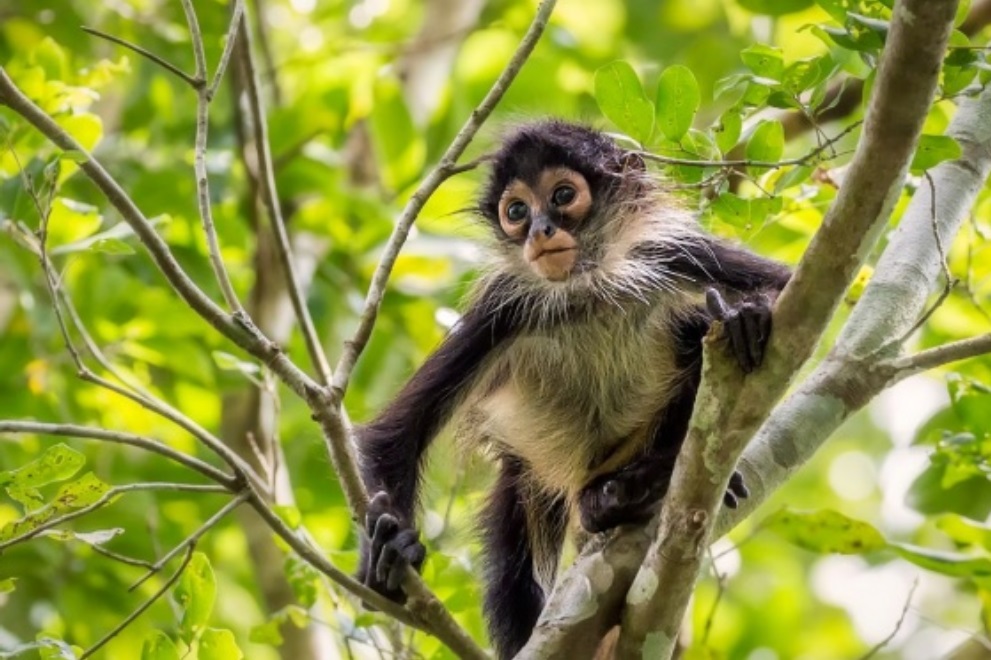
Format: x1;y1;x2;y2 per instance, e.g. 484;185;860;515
529;246;577;261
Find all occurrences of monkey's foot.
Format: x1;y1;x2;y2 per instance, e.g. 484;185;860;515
705;288;773;374
578;462;668;534
360;492;426;605
578;468;750;533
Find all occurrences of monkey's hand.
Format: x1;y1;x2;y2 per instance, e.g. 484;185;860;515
578;466;749;533
705;288;773;374
358;492;426;606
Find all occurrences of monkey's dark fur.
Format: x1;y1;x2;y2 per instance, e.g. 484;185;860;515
357;120;791;658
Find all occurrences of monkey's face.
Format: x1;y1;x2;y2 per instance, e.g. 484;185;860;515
497;167;594;282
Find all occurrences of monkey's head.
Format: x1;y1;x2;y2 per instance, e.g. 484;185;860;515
479;121;654;287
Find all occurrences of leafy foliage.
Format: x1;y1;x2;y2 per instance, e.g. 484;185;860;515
1;0;990;659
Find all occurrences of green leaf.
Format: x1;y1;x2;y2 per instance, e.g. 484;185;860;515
0;577;16;594
594;61;655;144
906;460;991;521
738;0;814;15
746;120;784;164
1;444;86;508
764;508;887;554
911;135;962;173
175;552;217;640
368;75;425;192
141;631;180;660
741;44;784;81
249;620;283;646
0;472;111;542
655;65;700;141
273;504;302;530
199;628;243;660
773;165;813;194
212;351;261;377
891;543;991;579
713;107;742;153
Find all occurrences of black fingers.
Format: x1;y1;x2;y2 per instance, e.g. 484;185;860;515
360;491;426;605
723;470;750;509
705;288;773;374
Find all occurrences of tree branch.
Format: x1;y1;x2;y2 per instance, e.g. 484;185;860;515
329;0;559;399
80;26;198;88
522;2;960;657
885;333;991;380
79;545;195;659
0;421;235;487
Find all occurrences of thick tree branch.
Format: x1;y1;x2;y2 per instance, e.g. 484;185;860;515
615;3;958;655
522;2;959;657
719;65;991;538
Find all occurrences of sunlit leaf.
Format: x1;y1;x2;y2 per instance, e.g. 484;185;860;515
738;0;814;15
594;61;654;144
891;543;991;579
175;552;217;640
199;628;243;660
741;44;784;81
764;508;887;554
746;120;784;165
655;65;700;141
141;631;180;660
911;135;962;173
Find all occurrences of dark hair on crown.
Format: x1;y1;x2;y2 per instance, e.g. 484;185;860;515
478;120;631;223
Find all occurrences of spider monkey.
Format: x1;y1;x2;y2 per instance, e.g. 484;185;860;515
355;120;791;659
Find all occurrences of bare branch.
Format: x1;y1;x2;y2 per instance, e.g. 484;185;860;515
886;333;991;378
208;0;245;101
79;545;195;660
128;489;251;591
0;421;235;487
234;8;333;385
857;579;918;660
329;0;559;399
80;26;198;88
181;0;245;314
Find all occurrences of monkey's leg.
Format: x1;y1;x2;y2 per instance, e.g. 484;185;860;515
482;458;566;660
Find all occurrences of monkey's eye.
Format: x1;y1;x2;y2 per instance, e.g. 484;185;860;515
551;185;577;207
505;200;529;223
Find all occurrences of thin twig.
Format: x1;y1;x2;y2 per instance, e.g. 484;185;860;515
0;421;235;486
207;0;245;101
235;8;333;385
79;545;196;659
128;489;251;592
886;332;991;376
87;543;157;570
0;483;229;551
857;579;918;660
330;0;559;399
80;26;198;88
181;0;245;314
638;120;863;170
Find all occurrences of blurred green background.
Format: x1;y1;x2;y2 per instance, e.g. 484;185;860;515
2;0;991;658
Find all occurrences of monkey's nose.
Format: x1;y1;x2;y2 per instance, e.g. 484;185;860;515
529;215;557;241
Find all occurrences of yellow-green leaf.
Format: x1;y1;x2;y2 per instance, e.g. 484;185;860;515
199;628;243;660
141;631;180;660
765;508;887;554
175;552;217;640
594;61;654;144
655;65;700;141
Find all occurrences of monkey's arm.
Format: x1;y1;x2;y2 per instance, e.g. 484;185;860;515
357;280;521;601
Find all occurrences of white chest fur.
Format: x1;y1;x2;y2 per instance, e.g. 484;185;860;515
461;302;691;496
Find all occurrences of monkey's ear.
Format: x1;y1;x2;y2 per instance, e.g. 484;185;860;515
620;152;646;173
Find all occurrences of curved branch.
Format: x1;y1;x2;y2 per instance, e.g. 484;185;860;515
0;421;236;487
